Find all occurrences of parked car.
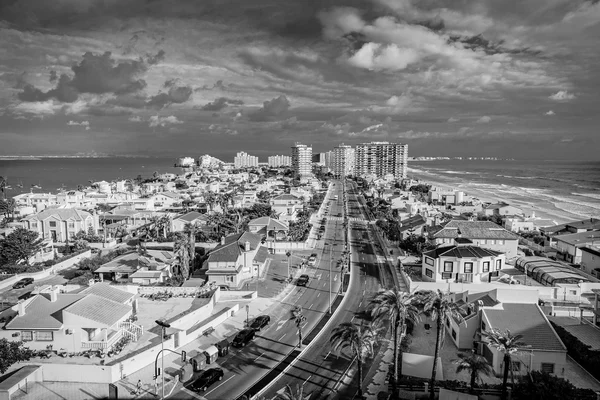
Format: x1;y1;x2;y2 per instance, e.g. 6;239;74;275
12;278;34;289
250;315;271;331
297;274;310;287
190;368;224;392
308;256;317;266
232;328;255;347
310;253;318;258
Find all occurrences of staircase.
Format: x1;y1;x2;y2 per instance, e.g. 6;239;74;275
118;321;144;341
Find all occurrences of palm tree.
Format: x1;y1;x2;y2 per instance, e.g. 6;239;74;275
273;384;311;400
330;322;379;399
453;351;493;391
204;191;217;212
0;176;6;199
183;222;199;276
421;290;466;400
481;328;527;399
369;289;419;396
173;232;190;280
0;198;16;222
291;306;307;348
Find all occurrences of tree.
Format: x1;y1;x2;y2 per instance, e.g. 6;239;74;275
513;370;579;400
0;199;16;222
453;351;493;391
330;322;379;399
0;227;44;266
420;289;466;400
0;176;6;199
204;191;217;211
291;306;307;348
173;232;190;280
273;384;311;400
369;289;419;396
183;222;198;275
481;328;527;399
0;339;35;374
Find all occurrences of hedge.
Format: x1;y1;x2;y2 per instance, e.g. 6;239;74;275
550;321;600;382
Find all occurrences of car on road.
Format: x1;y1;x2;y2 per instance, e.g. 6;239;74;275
297;274;310;286
232;328;255;347
310;253;318;258
308;256;317;266
250;315;271;331
189;368;224;392
12;278;34;289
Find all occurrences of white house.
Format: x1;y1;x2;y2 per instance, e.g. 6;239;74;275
21;208;99;242
270;194;304;222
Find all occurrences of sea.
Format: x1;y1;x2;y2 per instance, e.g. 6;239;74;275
409;159;600;224
1;157;599;225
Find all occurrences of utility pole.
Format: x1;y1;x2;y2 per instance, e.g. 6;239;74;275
286;251;291;281
329;244;332;314
155;319;171;399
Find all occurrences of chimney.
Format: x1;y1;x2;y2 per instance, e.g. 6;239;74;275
245;241;251;252
50;285;59;302
220;236;225;245
17;300;25;317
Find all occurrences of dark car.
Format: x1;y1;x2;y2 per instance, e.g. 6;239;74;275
310;253;318;258
190;368;224;392
232;328;255;347
12;278;34;289
250;315;271;331
297;274;310;287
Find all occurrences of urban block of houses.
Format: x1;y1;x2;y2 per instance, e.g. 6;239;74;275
148;192;182;210
553;230;600;265
540;218;600;238
171;211;210;233
482;202;523;217
431;220;519;259
443;288;567;378
206;232;268;288
13;193;59;212
248;217;289;240
0;283;140;353
94;250;174;284
21;208;99;242
422;238;506;283
270;194;304;222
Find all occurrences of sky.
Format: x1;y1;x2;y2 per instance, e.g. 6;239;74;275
0;0;599;160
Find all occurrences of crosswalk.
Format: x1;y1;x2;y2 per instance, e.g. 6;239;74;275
326;216;365;223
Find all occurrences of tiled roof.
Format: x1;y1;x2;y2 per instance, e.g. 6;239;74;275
483;303;566;352
253;246;269;264
423;245;503;259
207;232;262;263
130;270;163;278
433;221;517;240
23;208;92;221
63;294;131;327
5;294;85;330
79;283;134;304
176;211;208;223
398;215;427;232
272;194;301;201
248;216;289;230
553;230;600;247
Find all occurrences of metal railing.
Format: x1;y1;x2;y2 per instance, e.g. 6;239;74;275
118;321;144;340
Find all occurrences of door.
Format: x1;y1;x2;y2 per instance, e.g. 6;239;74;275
51;231;57;241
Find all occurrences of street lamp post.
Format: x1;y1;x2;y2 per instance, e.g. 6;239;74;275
286;251;291;281
155;319;171;399
328;244;332;314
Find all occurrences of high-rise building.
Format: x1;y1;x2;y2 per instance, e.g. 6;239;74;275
198;154;224;168
318;151;333;169
268;155;292;168
291;143;313;178
355;141;408;179
234;151;259;168
332;144;355;178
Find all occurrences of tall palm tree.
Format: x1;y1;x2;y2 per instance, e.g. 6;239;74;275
369;289;419;397
173;232;190;280
204;191;217;212
183;222;198;276
481;328;527;399
273;384;311;400
330;322;379;399
453;351;493;391
421;290;466;400
291;306;307;348
0;176;6;199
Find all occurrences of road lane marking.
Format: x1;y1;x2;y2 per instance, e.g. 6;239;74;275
280;334;286;340
204;375;235;396
255;353;264;361
309;303;313;309
351;316;355;321
317;293;320;297
324;351;331;360
303;375;312;385
275;320;287;331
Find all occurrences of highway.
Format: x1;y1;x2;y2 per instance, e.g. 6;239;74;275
259;180;396;400
173;181;348;400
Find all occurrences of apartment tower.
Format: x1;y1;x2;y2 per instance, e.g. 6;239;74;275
332;144;355;178
291;143;313;178
355;141;408;179
234;151;259;168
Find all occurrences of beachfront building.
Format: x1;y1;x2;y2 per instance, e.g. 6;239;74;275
482;202;523;217
21;208;99;242
12;193;59;212
581;246;600;276
422;238;506;283
291;143;313;178
553;230;600;265
234;151;259;168
540;218;600;238
332;144;355;178
355;141;408;179
427;187;470;206
0;283;139;353
205;232;268;288
430;220;519;259
268;155;291;168
503;214;556;233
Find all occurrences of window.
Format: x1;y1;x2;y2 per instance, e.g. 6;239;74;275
226;276;234;283
481;239;487;244
496;259;502;270
21;331;33;341
541;363;555;374
441;272;453;280
68;222;75;229
482;261;490;272
498;240;505;245
49;221;57;228
35;331;53;341
570;290;577;295
464;262;473;273
425;269;433;278
425;257;434;266
30;222;38;228
444;262;453;272
451;329;457;340
510;361;521;372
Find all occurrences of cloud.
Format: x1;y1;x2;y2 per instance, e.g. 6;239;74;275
18;51;148;103
476;116;492;123
368;94;420;114
448;117;459;122
149;115;183;128
201;97;244;111
128;115;142;122
146;50;166;65
549;91;575;101
249;95;291;121
67;120;89;126
545;110;555;115
348;42;420;71
49;70;57;82
146;85;193;109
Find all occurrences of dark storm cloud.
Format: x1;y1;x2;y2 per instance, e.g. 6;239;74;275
194;80;228;92
249;95;291;121
17;51;148;103
49;70;57;82
146;85;193;109
201;97;244;111
146;49;166;65
448;34;541;56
